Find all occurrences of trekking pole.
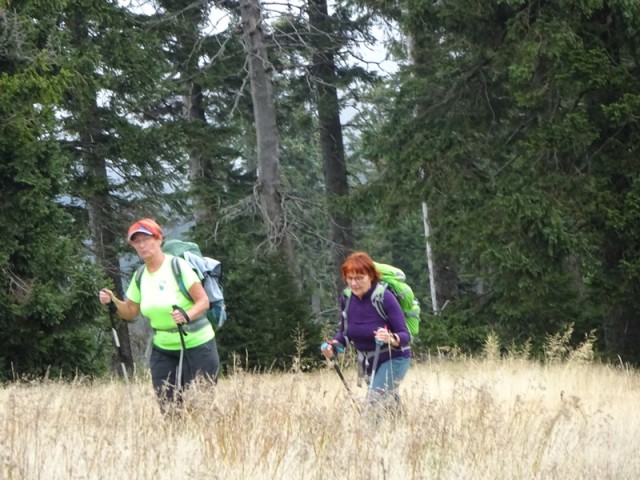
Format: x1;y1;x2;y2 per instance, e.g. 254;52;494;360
322;342;361;411
104;299;132;401
368;339;383;392
172;306;192;391
322;342;350;392
332;361;350;391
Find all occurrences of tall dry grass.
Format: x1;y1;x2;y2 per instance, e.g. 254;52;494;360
2;352;640;479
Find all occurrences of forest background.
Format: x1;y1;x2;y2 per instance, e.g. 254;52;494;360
2;0;640;381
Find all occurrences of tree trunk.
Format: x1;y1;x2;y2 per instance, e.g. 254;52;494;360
158;0;213;227
308;0;354;293
421;201;439;313
239;0;297;275
186;77;213;226
68;12;134;374
604;305;640;363
406;34;454;314
86;162;135;375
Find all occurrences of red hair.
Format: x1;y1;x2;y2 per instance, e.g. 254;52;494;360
127;218;163;241
341;251;380;284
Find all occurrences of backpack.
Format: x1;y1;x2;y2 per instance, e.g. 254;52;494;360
135;239;227;329
343;261;421;338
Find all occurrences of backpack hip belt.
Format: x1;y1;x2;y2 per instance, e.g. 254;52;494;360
354;345;410;385
356;345;411;363
356;350;375;386
153;316;210;334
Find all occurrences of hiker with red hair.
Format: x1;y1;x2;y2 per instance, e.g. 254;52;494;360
99;218;219;413
322;251;412;416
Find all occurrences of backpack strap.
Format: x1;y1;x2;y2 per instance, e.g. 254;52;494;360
356;349;380;387
343;283;389;334
134;264;145;291
372;282;412;351
137;258;193;302
171;256;193;302
371;282;389;321
341;288;352;345
153;316;210;334
171;257;211;325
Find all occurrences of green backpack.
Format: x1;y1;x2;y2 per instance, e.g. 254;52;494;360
343;261;422;337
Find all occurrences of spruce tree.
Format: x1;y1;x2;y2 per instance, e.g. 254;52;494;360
0;4;109;380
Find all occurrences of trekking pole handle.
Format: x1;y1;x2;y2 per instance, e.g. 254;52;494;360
100;289;118;315
374;327;386;346
321;341;344;358
107;301;117;315
321;341;344;352
171;305;191;324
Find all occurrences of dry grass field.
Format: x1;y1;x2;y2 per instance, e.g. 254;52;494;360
2;350;640;480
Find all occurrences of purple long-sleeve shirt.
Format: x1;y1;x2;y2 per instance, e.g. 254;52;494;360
334;283;411;373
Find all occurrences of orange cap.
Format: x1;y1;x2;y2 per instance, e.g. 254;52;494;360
127;218;163;241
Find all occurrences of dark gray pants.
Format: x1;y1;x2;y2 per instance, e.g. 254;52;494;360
150;338;220;410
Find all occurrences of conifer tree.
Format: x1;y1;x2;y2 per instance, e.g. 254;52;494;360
356;0;640;359
0;4;109;379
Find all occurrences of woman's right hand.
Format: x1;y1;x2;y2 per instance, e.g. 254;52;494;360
321;342;334;359
99;289;113;305
321;340;343;359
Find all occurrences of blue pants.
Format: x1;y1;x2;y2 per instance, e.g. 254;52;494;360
370;355;411;392
368;356;411;414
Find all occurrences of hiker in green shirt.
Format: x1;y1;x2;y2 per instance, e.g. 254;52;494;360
99;218;219;413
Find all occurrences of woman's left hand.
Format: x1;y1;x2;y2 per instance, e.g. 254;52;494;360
170;306;190;325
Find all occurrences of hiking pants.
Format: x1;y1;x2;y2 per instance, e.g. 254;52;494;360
150;338;220;408
368;356;411;414
370;355;411;393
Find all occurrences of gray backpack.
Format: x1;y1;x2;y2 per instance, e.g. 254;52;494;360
135;239;227;328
